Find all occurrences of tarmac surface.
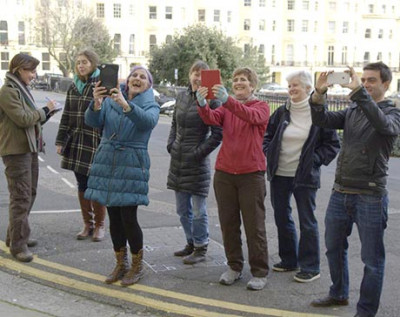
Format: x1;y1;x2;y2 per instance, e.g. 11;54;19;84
0;91;400;316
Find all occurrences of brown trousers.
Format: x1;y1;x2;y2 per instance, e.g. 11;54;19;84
214;170;269;277
2;153;38;255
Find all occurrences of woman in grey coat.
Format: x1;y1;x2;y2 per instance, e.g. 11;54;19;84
167;61;222;264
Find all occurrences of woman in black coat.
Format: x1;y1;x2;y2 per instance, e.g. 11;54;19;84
167;61;222;264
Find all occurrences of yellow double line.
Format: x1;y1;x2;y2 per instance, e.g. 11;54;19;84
0;241;333;317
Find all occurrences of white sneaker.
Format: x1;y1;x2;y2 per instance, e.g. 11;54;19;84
219;268;242;285
247;277;267;290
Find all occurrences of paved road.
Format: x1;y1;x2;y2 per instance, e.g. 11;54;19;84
0;90;399;317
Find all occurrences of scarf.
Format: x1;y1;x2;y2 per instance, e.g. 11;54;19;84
74;68;100;94
5;72;44;152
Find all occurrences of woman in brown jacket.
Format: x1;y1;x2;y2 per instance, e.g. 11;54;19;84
0;53;56;262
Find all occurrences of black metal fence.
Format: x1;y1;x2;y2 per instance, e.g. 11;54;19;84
254;93;352;113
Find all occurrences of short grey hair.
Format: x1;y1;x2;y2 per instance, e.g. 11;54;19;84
286;70;313;94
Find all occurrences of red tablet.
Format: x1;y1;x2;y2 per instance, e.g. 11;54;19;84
201;69;221;99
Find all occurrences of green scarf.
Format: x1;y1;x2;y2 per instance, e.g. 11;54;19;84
74;68;100;94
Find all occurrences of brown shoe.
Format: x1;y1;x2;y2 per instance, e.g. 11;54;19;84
77;191;94;240
121;249;144;286
183;245;207;264
311;295;349;307
92;201;106;242
13;251;33;263
6;239;37;248
105;247;129;284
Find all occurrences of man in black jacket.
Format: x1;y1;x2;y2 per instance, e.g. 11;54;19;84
309;62;400;317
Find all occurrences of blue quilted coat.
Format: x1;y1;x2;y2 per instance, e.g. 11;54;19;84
84;87;159;206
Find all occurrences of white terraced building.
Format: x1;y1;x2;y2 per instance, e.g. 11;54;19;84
0;0;399;92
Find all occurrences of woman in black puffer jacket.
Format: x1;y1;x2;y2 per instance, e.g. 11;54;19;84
167;61;222;264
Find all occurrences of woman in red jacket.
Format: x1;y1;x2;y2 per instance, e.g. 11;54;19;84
196;67;270;290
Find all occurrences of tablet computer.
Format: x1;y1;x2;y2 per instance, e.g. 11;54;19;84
99;64;119;95
201;69;221;99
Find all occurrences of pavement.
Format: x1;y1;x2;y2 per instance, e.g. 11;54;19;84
1;99;400;316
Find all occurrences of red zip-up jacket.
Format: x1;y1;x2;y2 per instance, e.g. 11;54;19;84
198;96;270;174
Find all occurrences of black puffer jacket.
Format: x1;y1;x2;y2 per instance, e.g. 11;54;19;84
310;87;400;194
167;87;222;197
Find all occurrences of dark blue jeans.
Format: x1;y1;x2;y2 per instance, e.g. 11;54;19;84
325;190;388;317
270;176;319;273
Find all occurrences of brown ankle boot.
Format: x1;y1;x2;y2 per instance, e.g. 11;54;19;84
92;201;106;242
121;249;144;286
105;247;129;284
77;191;94;240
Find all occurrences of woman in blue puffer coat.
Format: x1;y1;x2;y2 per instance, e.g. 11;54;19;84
85;66;159;286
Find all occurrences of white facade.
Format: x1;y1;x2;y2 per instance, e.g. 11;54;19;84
1;0;399;91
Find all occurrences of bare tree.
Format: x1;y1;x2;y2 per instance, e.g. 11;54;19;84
36;0;117;77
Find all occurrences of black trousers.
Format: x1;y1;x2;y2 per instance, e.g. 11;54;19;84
107;206;143;254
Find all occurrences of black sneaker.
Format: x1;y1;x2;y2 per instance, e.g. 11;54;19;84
174;243;194;257
294;271;320;283
272;262;299;272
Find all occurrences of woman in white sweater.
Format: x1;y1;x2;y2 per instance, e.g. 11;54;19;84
263;71;340;283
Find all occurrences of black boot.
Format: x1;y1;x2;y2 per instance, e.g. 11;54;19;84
183;245;207;264
174;243;194;257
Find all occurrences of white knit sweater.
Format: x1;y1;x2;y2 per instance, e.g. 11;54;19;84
276;97;312;177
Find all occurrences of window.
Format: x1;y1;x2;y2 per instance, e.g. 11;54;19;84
341;46;347;64
378;29;383;39
165;6;172;19
114;34;121;53
271;45;275;64
259;0;265;7
0;21;8;45
165;35;172;44
198;9;205;22
149;6;157;19
377;52;382;61
363;52;370;64
302;20;308;32
315;1;318;10
113;3;121;18
286;44;294;65
244;19;251;30
382;4;386;13
272;0;276;7
389;30;393;39
227;11;232;23
302;0;309;10
96;3;104;18
129;34;135;54
42;53;50;71
287;19;294;32
18;21;25;45
244;44;250;55
149;34;157;51
259;44;265;55
342;21;348;33
129;4;134;15
314;21;318;32
328;1;336;10
365;28;371;38
214;10;220;22
259;19;265;31
272;20;276;31
244;0;251;6
1;52;9;70
328;21;335;33
288;0;295;10
328;46;334;66
368;4;373;13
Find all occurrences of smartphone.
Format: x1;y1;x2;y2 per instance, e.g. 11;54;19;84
201;69;221;99
99;64;119;94
327;72;350;85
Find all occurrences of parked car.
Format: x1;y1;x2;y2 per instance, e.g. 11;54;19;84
32;75;48;90
153;88;175;106
160;99;175;116
259;83;288;94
